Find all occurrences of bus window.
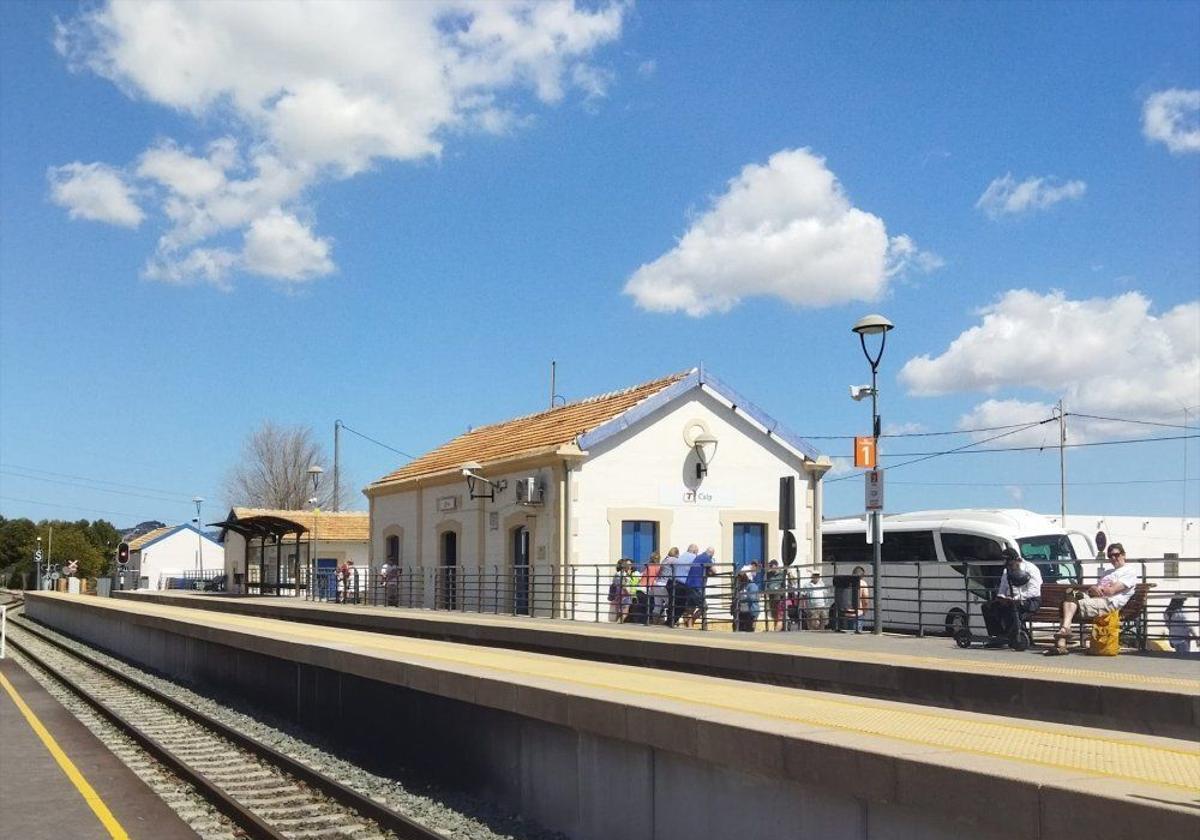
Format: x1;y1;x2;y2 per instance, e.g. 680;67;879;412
880;531;937;563
940;532;1005;598
1017;534;1081;584
822;533;871;567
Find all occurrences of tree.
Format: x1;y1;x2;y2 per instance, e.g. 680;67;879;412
222;420;349;511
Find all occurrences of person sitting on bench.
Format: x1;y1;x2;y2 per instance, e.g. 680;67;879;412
981;548;1042;647
1046;542;1139;656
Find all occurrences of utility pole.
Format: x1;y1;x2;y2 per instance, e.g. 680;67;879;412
1057;399;1067;526
333;420;342;512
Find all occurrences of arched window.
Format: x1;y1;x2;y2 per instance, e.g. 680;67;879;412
385;535;400;565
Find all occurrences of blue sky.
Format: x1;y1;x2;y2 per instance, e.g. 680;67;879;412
1;0;1197;529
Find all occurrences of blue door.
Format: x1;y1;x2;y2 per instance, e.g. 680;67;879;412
733;523;766;570
317;557;337;601
621;521;659;569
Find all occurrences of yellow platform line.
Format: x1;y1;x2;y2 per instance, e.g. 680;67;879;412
0;670;129;840
237;596;1200;692
121;599;1200;793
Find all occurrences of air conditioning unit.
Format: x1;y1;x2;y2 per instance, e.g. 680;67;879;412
516;476;544;505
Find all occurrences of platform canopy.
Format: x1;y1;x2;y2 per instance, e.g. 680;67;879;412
208;510;309;542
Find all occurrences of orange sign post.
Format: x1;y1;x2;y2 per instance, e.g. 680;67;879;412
854;436;876;469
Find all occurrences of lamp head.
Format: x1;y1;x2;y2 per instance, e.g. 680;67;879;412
693;431;718;479
851;314;895;336
849;385;875;402
461;461;483;478
307;464;323;492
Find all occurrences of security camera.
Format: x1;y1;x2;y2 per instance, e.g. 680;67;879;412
850;385;875;402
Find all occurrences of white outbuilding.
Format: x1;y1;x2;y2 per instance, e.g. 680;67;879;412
365;367;830;617
125;523;224;590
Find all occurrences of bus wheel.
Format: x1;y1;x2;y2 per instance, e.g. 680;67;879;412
945;608;968;637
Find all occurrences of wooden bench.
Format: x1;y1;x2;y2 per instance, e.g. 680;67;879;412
1027;582;1155;650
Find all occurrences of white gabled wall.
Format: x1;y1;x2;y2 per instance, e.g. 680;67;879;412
135;528;224;589
573;388;813;572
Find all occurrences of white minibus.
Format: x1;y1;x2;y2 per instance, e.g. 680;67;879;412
820;508;1098;635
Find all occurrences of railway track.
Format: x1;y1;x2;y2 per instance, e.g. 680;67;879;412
5;615;443;840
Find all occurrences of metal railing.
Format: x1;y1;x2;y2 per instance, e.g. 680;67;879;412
272;559;1199;649
160;570;228;592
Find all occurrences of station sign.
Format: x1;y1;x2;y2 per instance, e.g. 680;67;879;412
854;436;877;468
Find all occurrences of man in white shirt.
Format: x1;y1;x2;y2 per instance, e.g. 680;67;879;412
1047;542;1139;656
800;570;831;630
981;548;1042;646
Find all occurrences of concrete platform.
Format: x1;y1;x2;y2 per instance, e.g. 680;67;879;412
28;592;1200;840
0;656;197;840
115;590;1200;739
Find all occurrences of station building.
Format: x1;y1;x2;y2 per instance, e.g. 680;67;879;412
125;523;224;590
365;367;830;614
215;507;369;594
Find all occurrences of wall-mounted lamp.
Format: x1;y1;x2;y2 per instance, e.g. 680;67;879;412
462;461;507;501
693;432;718;479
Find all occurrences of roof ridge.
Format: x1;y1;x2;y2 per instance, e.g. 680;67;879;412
465;368;695;435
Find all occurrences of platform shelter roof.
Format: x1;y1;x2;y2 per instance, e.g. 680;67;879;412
210;508;369;543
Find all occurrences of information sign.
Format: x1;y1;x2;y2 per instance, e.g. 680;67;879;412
865;469;884;511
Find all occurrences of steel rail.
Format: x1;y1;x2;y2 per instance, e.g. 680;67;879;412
9;616;442;840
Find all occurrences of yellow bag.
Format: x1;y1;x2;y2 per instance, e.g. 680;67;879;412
1088;609;1120;656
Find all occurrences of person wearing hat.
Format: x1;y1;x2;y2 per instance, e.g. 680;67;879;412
981;547;1042;648
800;568;830;631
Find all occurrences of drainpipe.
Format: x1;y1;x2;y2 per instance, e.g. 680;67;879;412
560;460;571;617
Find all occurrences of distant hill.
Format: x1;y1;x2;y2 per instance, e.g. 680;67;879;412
120;520;167;541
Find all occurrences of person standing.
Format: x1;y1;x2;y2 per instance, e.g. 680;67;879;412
682;546;714;628
668;544;699;627
733;563;761;631
851;565;871;633
800;569;831;630
764;560;788;631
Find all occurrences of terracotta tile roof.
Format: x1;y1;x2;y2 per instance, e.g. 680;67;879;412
231;508;370;542
127;526;173;551
371;369;694;490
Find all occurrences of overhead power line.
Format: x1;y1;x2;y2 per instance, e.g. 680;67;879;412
890;478;1200;487
0;469;199;504
1066;412;1196;430
0;494;144;520
0;463;199;499
878;433;1198;458
338;422;416;461
801;418;1055;440
825;419;1055;483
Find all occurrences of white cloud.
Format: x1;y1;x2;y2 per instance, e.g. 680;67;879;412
1142;88;1200;154
51;0;626;287
623;148;940;317
975;174;1086;218
143;247;238;288
900;289;1200;441
47;162;144;227
242;210;333;281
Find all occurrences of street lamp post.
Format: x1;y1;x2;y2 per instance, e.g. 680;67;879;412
193;496;204;575
306;466;323;599
35;536;42;592
852;313;894;636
